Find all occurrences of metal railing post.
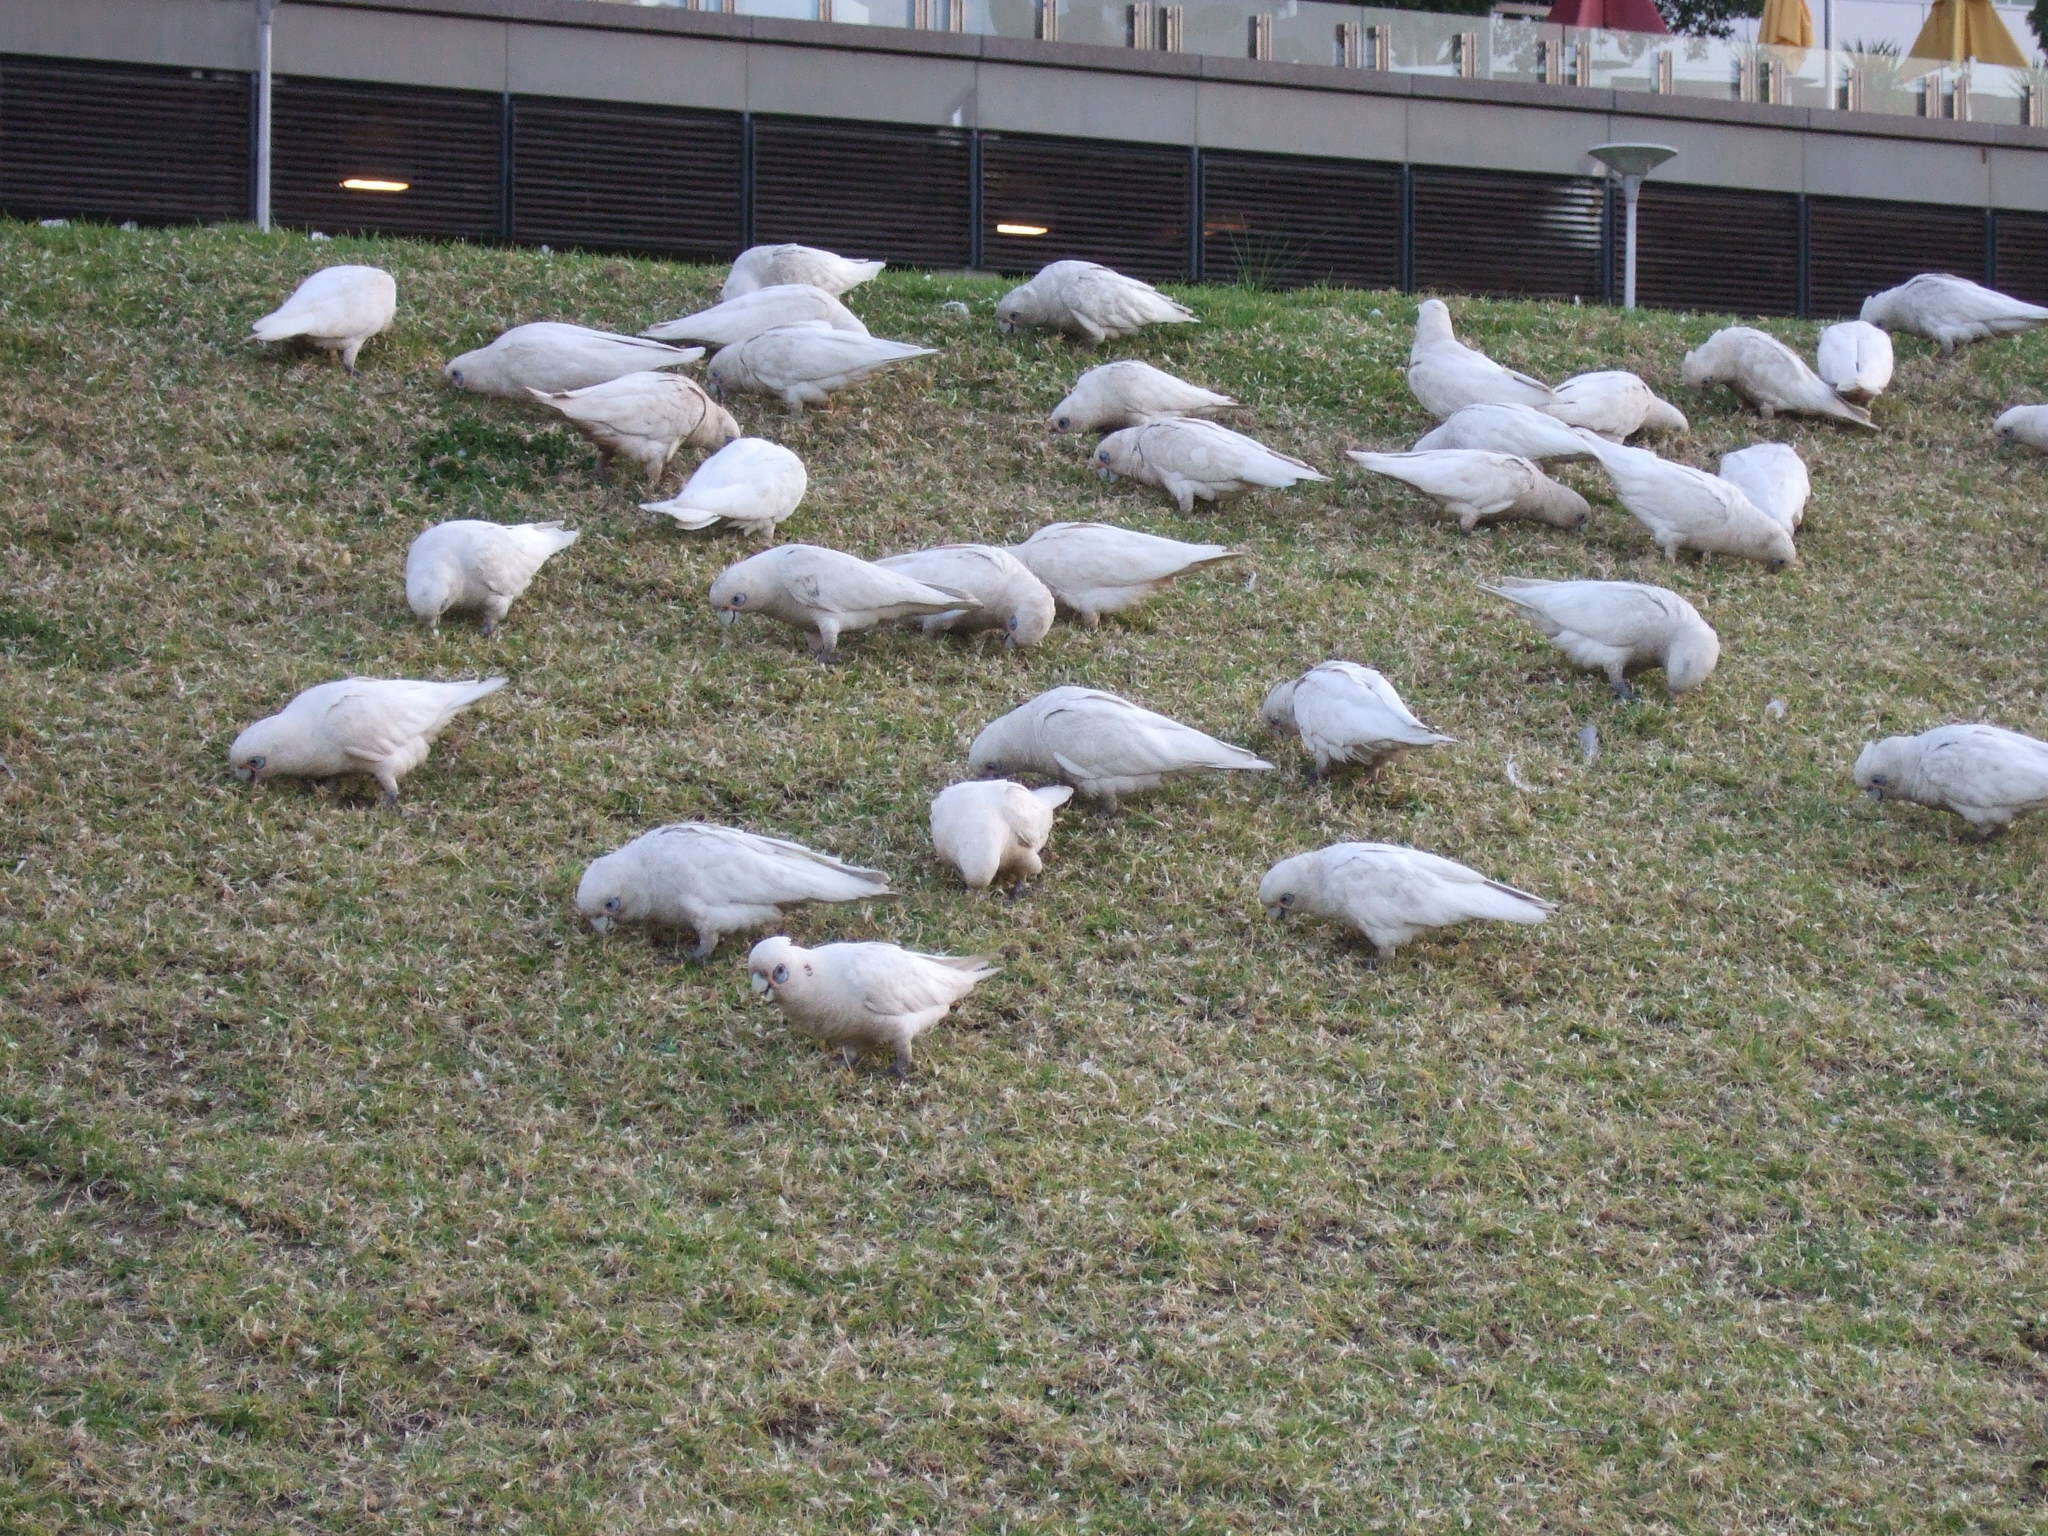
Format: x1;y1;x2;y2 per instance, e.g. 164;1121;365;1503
254;0;275;231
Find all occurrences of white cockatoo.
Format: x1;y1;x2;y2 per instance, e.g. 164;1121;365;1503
227;677;506;805
1047;360;1236;435
1346;449;1590;534
995;260;1196;345
1715;443;1810;534
1540;370;1688;439
1093;418;1327;513
1406;298;1553;419
1259;842;1553;966
1260;661;1455;779
526;371;740;486
1815;320;1894;405
929;779;1075;893
642;283;868;347
1681;327;1875;429
1992;404;2048;454
748;936;996;1078
443;323;701;397
707;543;973;660
575;823;892;960
640;437;808;537
1412;402;1596;462
1573;432;1796;567
1009;522;1245;625
1481;576;1719;699
968;686;1272;810
1860;273;2048;354
1855;724;2048;839
875;545;1057;648
249;264;396;371
705;323;935;413
405;520;580;635
722;243;884;301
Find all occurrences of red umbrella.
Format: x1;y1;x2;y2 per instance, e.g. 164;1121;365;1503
1546;0;1669;31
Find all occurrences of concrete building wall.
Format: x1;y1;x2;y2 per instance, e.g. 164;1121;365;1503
5;0;2045;211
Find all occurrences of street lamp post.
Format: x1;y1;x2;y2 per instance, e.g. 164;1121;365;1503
1586;142;1677;310
255;0;277;232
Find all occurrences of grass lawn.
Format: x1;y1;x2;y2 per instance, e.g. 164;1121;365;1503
3;220;2047;1533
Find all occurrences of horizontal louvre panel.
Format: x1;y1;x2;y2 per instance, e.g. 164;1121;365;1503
752;116;970;270
981;133;1190;281
0;54;247;224
511;97;741;258
1200;150;1401;289
1806;196;1987;318
1994;211;2048;307
1413;167;1603;302
273;76;502;240
1614;183;1800;316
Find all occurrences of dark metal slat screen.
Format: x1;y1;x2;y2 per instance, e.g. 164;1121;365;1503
1610;183;1800;316
1806;196;1988;318
1995;212;2048;307
1200;151;1401;290
273;76;503;241
0;55;248;225
1412;167;1604;301
510;97;741;259
980;133;1190;281
752;116;970;270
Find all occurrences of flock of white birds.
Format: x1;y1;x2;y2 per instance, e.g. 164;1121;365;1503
233;243;2048;1076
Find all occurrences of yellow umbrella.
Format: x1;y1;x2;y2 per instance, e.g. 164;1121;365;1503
1906;0;2029;67
1759;0;1813;49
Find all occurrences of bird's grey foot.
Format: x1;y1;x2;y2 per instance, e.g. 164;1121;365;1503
1006;879;1028;902
1301;762;1322;784
1610;679;1638;702
889;1049;914;1080
839;1047;861;1070
479;617;497;638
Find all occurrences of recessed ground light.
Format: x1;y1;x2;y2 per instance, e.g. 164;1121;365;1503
995;222;1049;237
340;178;410;193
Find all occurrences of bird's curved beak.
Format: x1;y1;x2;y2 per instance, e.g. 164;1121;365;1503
717;608;738;628
749;972;772;997
587;914;612;935
1866;786;1885;804
997;320;1015;335
1265;903;1288;919
233;767;254;785
1094;465;1115;481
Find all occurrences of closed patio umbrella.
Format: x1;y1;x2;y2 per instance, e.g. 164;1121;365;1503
1905;0;2029;67
1759;0;1814;49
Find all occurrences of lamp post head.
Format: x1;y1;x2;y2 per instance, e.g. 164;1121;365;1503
1586;142;1678;180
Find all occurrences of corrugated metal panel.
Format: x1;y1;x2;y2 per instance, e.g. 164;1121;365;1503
1611;183;1800;317
1412;167;1604;301
1200;150;1401;289
0;54;248;225
1994;210;2048;307
752;116;970;270
273;76;503;241
981;133;1191;281
1806;196;1987;318
510;96;742;258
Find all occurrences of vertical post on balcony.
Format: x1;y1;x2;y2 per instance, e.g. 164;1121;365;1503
1336;22;1360;68
1453;32;1478;80
1367;23;1389;69
1128;2;1154;48
1248;14;1272;60
1036;0;1058;39
1162;5;1182;50
1655;50;1673;93
254;0;276;231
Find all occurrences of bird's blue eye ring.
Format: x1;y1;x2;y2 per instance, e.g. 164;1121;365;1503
603;897;620;911
249;755;266;770
771;963;789;984
731;593;747;607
